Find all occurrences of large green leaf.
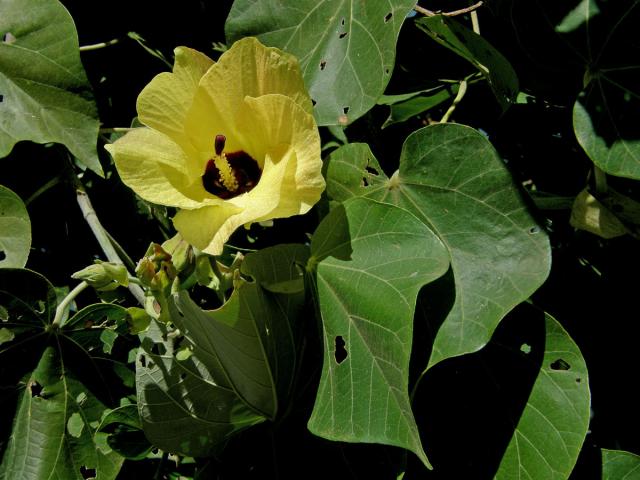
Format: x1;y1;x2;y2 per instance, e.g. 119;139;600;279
307;197;450;469
137;245;306;455
225;0;417;125
602;449;640;479
0;0;101;174
0;269;125;480
495;311;590;479
0;185;31;268
136;319;265;457
324;124;551;368
416;16;519;111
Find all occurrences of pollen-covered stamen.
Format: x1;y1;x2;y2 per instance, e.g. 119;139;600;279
211;134;239;192
202;134;262;200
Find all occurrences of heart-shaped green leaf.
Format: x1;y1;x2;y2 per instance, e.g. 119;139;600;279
324;124;551;368
0;185;31;268
495;311;590;479
225;0;417;125
0;0;101;174
416;15;519;111
308;197;450;469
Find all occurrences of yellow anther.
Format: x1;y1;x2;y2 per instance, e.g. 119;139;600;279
214;153;239;192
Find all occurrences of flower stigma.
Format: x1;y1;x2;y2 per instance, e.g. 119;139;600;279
202;134;262;199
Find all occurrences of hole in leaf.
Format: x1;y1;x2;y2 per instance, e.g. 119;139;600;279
362;177;369;187
385;68;390;75
80;465;97;479
0;250;5;261
0;94;3;103
311;98;317;107
341;17;345;25
3;32;16;44
29;381;43;398
179;372;187;381
150;343;166;356
365;164;379;176
343;106;350;114
550;358;571;371
147;361;155;370
334;335;348;364
384;12;393;22
152;448;159;454
529;226;540;234
339;31;348;39
576;377;582;383
139;356;146;367
320;60;327;70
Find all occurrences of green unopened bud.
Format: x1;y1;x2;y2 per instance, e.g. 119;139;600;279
72;262;129;291
162;234;194;274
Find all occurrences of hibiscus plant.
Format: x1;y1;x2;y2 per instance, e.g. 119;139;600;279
1;0;639;479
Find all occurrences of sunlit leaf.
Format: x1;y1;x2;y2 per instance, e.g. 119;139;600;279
555;0;601;32
602;449;640;479
495;311;590;479
308;197;450;469
324;125;551;368
0;0;101;174
0;185;31;268
416;16;518;111
225;0;417;125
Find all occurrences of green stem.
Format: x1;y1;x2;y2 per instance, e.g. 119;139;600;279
79;38;120;52
25;175;63;206
440;79;468;123
52;281;89;327
470;9;481;34
75;187;146;305
414;1;483;17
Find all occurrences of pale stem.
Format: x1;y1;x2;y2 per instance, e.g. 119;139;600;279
76;189;146;305
79;38;120;52
52;281;89;327
99;127;136;134
440;79;468;123
414;1;483;17
471;9;481;34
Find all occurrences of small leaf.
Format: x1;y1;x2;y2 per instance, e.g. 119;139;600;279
0;185;31;268
494;311;590;479
379;85;459;128
325;125;551;368
416;16;519;111
602;449;640;479
225;0;417;125
0;326;14;345
0;0;102;174
573;80;640;179
555;0;601;33
308;197;450;469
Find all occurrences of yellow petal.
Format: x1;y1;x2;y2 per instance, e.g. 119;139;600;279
137;47;214;177
236;94;324;214
106;128;221;209
185;37;313;157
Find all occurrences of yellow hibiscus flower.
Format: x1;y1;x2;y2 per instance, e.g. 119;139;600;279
106;37;325;255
